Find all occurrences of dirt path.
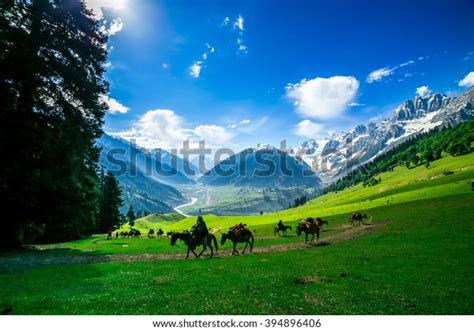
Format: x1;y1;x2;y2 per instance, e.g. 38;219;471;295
0;221;387;273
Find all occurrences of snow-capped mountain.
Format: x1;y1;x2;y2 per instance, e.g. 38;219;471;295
289;87;474;183
199;144;322;188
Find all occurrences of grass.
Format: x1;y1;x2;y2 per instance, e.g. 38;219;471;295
1;194;473;314
1;153;473;314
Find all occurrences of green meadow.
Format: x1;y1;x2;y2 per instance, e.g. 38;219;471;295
0;153;473;314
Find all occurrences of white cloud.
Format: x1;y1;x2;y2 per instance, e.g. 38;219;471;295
416;85;431;97
367;58;421;83
222;17;230;26
294;120;324;139
101;95;129;114
222;15;248;54
399;60;415;67
233;15;244;31
349;102;365;107
286;76;359;120
228;124;237;129
112;109;237;150
239;119;250;125
459;71;474;87
112;109;189;149
189;61;203;78
191;44;215;78
237;38;248;54
194;125;235;145
366;67;395;83
85;0;127;18
162;63;168;70
107;18;123;35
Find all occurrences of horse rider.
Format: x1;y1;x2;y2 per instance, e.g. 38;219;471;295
191;215;208;244
277;219;284;230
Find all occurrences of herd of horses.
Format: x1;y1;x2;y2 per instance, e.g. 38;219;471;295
107;211;370;259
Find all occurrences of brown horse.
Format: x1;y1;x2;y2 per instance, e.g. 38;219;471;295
296;221;320;243
349;212;367;226
170;232;218;259
315;217;328;230
221;228;254;255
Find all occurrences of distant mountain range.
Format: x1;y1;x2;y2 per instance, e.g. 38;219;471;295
289;86;474;183
97;134;189;213
199;144;322;189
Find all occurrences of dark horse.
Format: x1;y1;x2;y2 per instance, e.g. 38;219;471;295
296;221;320;243
349;212;367;226
170;232;218;259
274;225;292;236
221;229;254;255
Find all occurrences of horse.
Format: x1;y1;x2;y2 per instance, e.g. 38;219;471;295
128;228;141;238
274;225;292;236
315;217;328;230
349;212;367;226
157;228;164;238
170;232;218;259
296;221;320;243
221;228;254;255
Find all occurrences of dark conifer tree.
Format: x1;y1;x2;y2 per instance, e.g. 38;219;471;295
97;171;123;233
0;0;108;246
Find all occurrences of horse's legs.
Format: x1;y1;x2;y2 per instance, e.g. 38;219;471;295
186;247;190;259
197;244;206;257
232;242;239;255
242;241;248;254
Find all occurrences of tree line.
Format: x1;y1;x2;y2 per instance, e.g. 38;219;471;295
324;118;474;194
0;0;125;247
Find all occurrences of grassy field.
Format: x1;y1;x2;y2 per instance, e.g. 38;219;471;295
0;153;473;314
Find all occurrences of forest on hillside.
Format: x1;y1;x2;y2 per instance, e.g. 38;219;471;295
324;118;474;193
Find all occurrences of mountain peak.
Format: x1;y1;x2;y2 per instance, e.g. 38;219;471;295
254;143;276;152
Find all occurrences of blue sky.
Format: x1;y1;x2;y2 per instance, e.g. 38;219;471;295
88;0;474;151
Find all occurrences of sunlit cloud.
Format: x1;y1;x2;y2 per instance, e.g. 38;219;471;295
101;95;129;114
459;71;474;87
286;76;359;120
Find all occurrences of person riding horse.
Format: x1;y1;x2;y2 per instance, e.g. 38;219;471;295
277;220;284;230
191;216;209;245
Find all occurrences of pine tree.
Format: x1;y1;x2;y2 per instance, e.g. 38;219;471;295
0;1;108;246
97;172;123;233
127;206;136;227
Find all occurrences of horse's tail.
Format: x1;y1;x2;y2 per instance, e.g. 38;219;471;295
211;233;218;252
